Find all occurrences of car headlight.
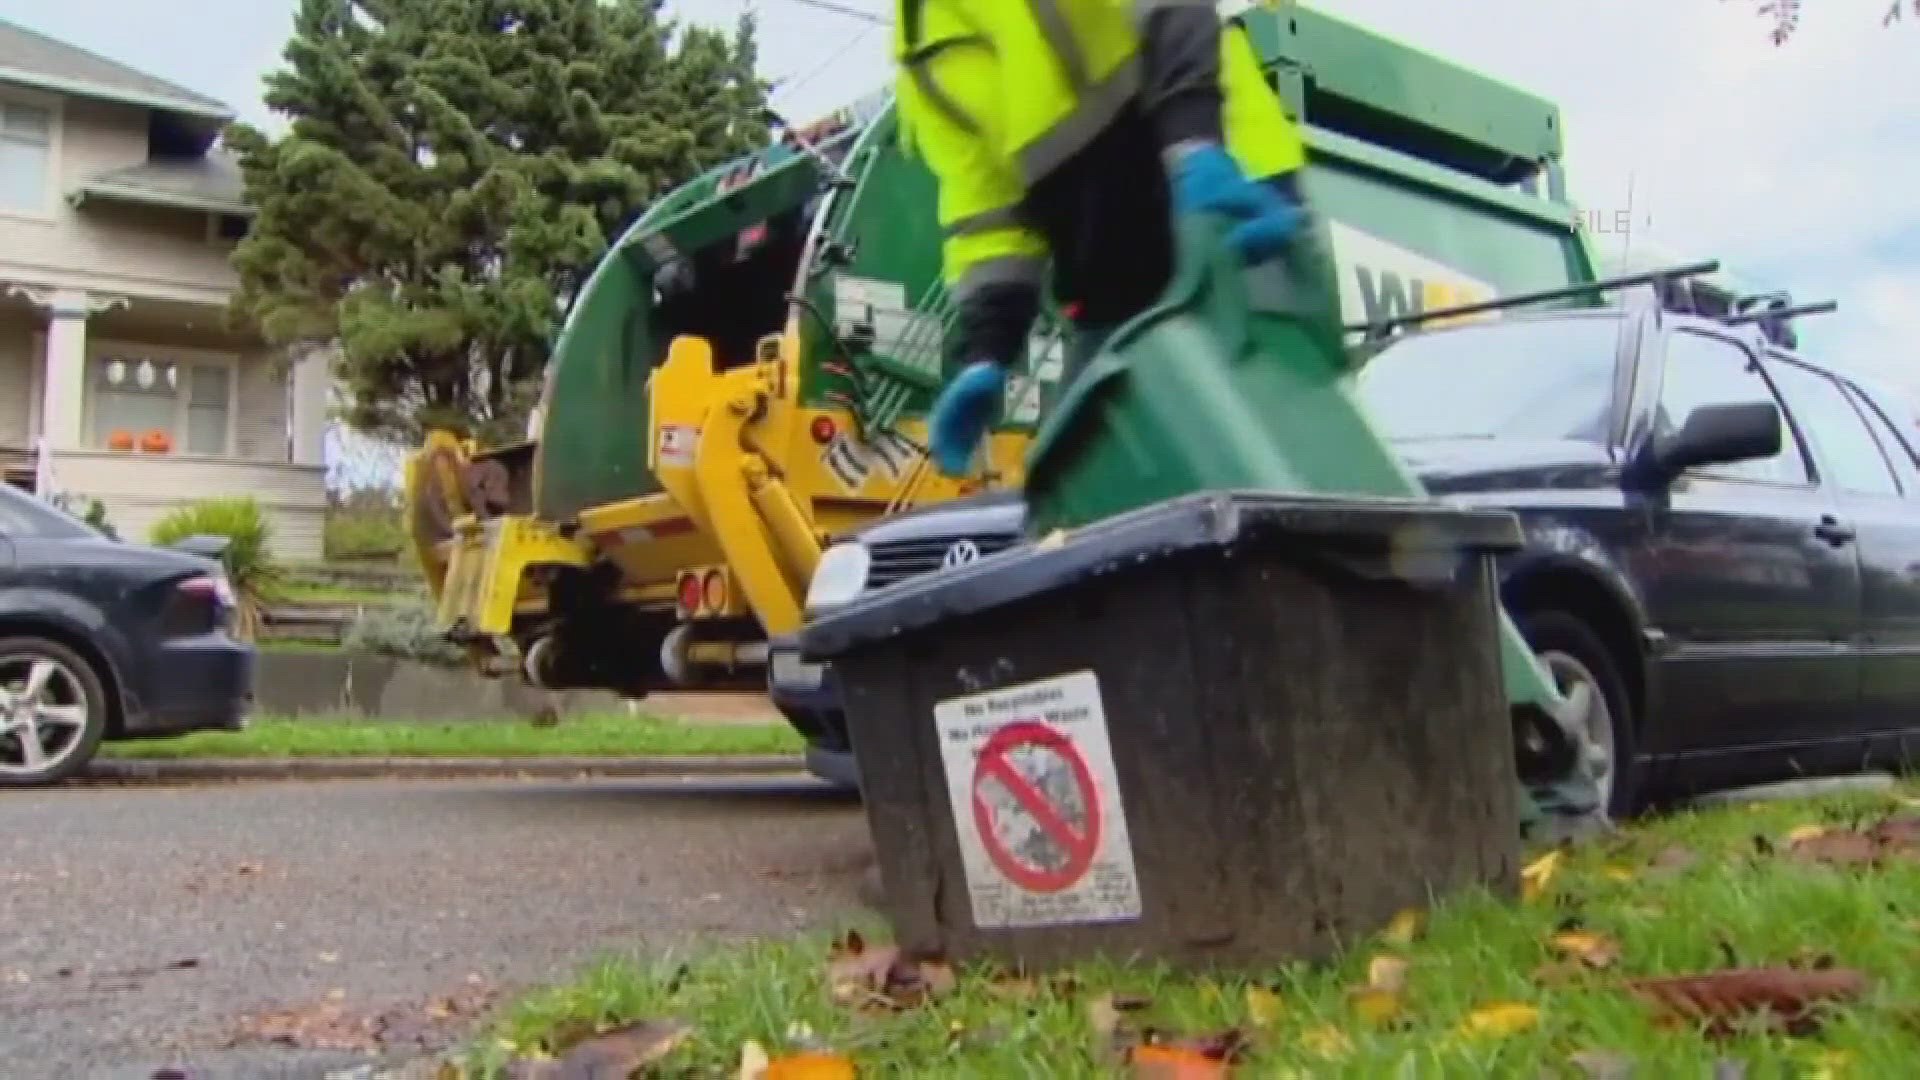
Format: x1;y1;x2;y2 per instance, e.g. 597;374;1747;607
805;541;871;616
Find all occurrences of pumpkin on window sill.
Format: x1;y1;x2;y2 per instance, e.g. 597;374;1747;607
139;430;174;454
107;430;135;452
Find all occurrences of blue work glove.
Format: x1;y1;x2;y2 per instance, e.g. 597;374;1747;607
927;359;1006;478
1169;142;1303;264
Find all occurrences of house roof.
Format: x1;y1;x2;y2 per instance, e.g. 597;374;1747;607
76;153;251;216
0;17;232;121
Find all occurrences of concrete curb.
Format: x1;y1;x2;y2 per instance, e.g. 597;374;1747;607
85;754;810;784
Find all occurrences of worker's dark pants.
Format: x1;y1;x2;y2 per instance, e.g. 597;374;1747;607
1021;102;1302;419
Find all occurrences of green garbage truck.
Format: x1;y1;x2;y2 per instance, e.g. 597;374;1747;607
403;7;1610;773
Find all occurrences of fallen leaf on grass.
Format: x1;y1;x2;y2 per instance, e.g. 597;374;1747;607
1789;831;1882;866
1455;1002;1540;1038
1381;908;1425;946
740;1040;771;1079
1129;1043;1228;1079
1522;850;1562;902
1782;813;1920;868
509;1019;690;1079
1349;989;1401;1028
1336;953;1409;1031
1244;986;1283;1028
1344;954;1409;1028
1550;929;1621;970
1365;956;1408;994
741;1049;857;1080
1626;966;1868;1038
1300;1024;1351;1060
1873;814;1920;846
824;931;954;1011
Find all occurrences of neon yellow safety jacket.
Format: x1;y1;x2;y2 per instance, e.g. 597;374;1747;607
894;0;1307;299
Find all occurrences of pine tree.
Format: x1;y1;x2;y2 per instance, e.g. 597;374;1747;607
226;0;770;443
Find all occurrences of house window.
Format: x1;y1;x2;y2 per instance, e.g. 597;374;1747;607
0;100;52;214
89;357;232;456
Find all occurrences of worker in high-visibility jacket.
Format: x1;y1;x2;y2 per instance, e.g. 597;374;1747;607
895;0;1310;476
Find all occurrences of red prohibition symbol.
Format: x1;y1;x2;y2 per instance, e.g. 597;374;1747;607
971;720;1101;893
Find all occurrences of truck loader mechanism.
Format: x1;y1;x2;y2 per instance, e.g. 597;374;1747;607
404;6;1606;709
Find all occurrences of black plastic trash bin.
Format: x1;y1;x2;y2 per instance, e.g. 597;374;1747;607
799;491;1526;973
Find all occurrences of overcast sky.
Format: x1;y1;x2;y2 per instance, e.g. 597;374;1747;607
3;0;1914;398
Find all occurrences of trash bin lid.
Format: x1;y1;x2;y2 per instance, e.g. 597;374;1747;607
799;490;1523;661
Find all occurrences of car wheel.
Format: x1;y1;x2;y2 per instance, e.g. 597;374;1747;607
1516;610;1640;819
0;636;110;787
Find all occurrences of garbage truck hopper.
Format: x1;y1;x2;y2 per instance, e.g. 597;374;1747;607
403;3;1603;699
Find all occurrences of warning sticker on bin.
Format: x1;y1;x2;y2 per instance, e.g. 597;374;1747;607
935;670;1141;930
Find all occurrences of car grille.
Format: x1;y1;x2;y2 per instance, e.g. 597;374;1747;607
865;532;1023;590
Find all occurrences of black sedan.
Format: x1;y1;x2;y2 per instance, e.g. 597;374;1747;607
0;484;253;785
781;297;1920;819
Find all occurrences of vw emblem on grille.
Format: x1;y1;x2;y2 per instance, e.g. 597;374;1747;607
941;539;982;569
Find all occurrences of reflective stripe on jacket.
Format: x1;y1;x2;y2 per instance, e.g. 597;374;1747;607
895;0;1304;296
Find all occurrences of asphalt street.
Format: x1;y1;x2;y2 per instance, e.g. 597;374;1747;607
0;775;872;1079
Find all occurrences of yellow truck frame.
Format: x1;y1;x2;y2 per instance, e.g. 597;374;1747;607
406;318;1039;695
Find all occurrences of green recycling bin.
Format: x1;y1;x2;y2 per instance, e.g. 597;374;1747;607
1020;213;1606;832
799;491;1525;973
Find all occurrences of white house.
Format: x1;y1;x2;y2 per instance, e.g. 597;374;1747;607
0;18;329;558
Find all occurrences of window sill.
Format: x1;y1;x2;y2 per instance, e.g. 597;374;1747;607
65;449;320;471
87;448;232;459
0;207;58;226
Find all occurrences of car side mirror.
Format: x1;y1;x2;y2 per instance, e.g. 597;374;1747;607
1641;400;1782;482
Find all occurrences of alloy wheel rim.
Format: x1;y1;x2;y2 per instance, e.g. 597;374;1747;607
0;655;90;777
1540;649;1614;807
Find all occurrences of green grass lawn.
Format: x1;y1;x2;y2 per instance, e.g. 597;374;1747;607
268;580;419;606
462;782;1920;1077
101;712;805;760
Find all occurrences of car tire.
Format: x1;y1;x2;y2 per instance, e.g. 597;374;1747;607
1514;609;1641;820
0;635;110;788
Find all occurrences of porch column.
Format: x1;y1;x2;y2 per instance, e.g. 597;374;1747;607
287;342;332;467
7;285;130;451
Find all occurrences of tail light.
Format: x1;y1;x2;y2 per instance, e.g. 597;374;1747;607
163;573;233;635
701;569;727;613
676;572;704;617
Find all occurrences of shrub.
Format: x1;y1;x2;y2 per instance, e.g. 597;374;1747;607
149;497;282;641
342;600;468;667
324;485;408;560
324;507;407;561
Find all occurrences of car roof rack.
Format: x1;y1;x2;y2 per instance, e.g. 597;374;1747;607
1346;259;1720;342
